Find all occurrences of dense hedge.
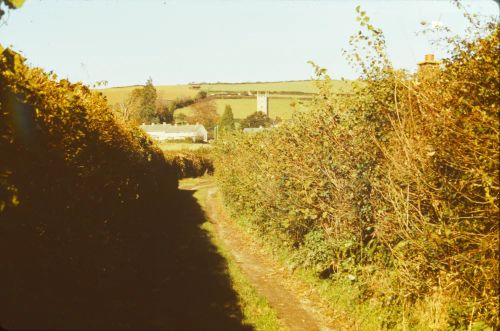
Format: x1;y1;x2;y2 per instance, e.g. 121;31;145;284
214;21;499;328
163;148;214;179
0;48;179;326
0;47;177;220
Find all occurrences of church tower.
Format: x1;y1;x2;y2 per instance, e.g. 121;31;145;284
257;92;269;116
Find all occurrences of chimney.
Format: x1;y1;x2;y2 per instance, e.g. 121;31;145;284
417;53;440;78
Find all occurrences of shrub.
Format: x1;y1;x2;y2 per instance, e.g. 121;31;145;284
214;13;498;328
163;148;214;179
0;48;179;309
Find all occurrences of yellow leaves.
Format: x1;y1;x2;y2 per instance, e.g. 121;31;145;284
10;193;19;207
1;48;179;217
5;0;26;9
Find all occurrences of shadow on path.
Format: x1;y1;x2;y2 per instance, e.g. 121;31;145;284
0;187;251;330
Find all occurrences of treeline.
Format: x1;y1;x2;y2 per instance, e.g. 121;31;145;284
0;47;179;325
214;14;498;329
110;80;208;125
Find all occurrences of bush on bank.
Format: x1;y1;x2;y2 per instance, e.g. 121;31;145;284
214;17;499;328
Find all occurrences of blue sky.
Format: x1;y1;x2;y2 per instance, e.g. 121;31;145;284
0;0;497;87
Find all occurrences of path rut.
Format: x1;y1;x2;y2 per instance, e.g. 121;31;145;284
201;184;336;331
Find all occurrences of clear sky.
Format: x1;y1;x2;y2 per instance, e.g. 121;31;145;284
0;0;497;87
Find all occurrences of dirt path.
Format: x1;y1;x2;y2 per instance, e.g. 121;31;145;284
197;182;337;331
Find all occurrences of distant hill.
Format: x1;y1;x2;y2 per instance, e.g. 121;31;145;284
95;80;353;120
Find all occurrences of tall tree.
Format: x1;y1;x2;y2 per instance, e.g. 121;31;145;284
155;99;174;124
218;104;235;132
139;77;158;123
114;88;142;123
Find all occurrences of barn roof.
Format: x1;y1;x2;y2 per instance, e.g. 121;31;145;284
140;123;207;134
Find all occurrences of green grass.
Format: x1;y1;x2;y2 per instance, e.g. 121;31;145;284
95;80;351;107
181;177;287;331
201;81;318;93
96;85;198;105
257;226;497;330
215;99;256;119
96;80;349;120
199;80;351;94
225;209;457;330
176;97;311;120
201;219;286;331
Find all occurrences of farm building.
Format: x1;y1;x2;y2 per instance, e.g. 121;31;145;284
243;127;272;134
140;123;208;142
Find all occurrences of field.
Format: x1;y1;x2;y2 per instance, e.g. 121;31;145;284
200;81;319;93
96;85;198;105
174;97;310;120
95;80;344;120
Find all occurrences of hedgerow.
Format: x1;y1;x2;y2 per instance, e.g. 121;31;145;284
214;11;498;328
163;148;214;179
0;48;177;219
0;47;179;318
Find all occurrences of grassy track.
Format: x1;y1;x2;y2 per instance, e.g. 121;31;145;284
180;177;286;331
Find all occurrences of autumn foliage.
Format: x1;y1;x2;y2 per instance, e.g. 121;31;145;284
0;48;179;325
214;14;499;328
0;48;177;217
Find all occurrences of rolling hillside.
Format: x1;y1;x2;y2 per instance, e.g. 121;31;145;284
96;80;352;120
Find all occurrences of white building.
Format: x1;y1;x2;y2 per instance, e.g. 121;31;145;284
140;123;208;142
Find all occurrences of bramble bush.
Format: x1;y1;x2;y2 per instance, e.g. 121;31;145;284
214;9;498;329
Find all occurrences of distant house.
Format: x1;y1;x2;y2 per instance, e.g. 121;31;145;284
140;123;208;142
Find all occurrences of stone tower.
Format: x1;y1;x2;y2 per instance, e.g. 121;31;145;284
257;92;269;116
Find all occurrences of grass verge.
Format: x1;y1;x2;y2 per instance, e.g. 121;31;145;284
222;205;475;330
184;177;488;330
180;177;287;331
